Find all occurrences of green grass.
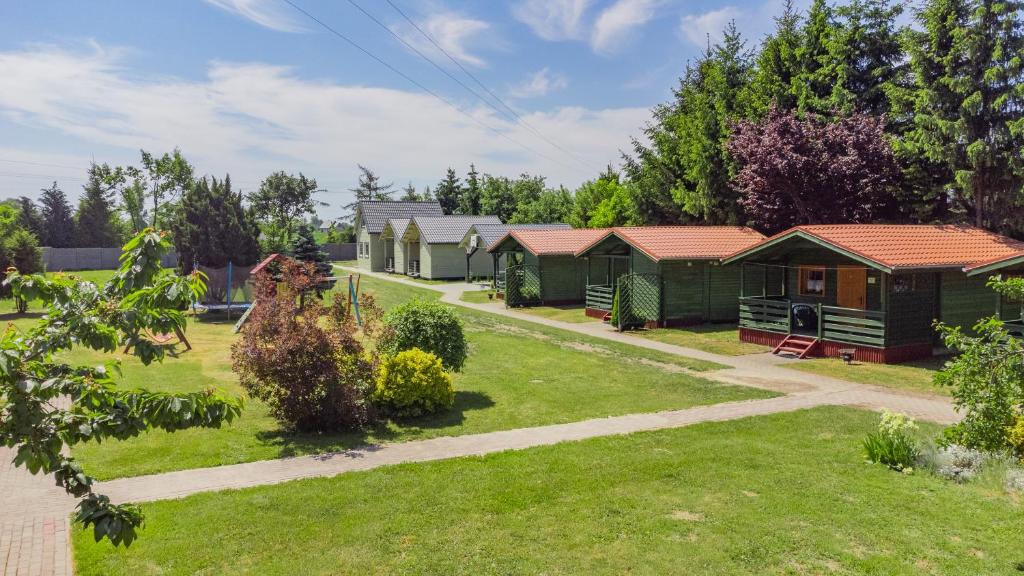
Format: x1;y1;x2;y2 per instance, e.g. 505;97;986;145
41;273;745;479
72;406;1024;575
786;356;949;396
459;291;600;324
634;324;771;356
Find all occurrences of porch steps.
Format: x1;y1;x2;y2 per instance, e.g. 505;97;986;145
772;335;819;359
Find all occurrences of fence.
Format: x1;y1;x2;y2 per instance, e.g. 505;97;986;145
42;247;178;271
322;243;356;261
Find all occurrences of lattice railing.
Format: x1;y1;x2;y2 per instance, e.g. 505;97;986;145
617;273;660;328
505;264;541;307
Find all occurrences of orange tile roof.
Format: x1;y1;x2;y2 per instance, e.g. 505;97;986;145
729;224;1024;271
489;228;609;256
580;226;766;261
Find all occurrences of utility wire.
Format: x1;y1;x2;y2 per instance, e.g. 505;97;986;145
280;0;578;172
383;0;598;172
0;158;85;171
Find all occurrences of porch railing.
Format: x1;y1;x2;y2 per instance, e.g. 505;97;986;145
384;256;395;272
408;260;420;277
738;297;888;347
738;297;790;333
496;270;506;293
586;284;614;311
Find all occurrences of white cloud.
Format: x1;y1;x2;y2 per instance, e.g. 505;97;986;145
512;0;593;41
591;0;661;54
679;6;743;48
392;12;491;67
510;68;569;98
202;0;306;33
0;44;649;216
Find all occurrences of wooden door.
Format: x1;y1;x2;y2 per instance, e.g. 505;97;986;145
837;266;867;309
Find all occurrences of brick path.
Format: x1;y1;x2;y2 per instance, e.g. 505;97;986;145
0;266;959;574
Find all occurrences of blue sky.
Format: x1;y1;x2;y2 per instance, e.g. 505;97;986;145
0;0;793;219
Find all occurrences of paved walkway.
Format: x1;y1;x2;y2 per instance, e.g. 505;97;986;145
1;265;958;574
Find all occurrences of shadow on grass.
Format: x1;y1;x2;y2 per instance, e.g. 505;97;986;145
0;311;46;322
257;390;496;458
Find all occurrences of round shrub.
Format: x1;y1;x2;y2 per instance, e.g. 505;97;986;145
373;348;454;418
378;299;467;371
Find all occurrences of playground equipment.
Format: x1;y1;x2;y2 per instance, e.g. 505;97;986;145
346;273;362;326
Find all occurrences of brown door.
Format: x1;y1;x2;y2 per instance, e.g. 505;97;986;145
837;266;867;309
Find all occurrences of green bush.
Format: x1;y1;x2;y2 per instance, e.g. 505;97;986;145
863;410;920;471
610;286;620;329
378;300;467;371
373;348;454;418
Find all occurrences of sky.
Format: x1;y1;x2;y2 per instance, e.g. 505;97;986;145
0;0;797;220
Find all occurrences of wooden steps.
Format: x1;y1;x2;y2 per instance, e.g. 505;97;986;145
772;335;819;359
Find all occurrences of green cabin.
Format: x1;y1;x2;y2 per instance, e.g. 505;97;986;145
722;225;1024;363
488;228;609;306
575;227;766;327
382;215;501;280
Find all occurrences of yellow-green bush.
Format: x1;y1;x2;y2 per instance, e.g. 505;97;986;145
373;348;454;418
1008;415;1024;460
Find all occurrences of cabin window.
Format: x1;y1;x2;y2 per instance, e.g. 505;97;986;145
893;274;916;294
798;266;826;296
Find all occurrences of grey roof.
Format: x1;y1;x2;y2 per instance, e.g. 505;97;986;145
462;223;572;249
357;201;443;234
382;218;411;239
410;215;503;244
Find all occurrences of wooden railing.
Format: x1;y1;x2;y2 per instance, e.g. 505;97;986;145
820;305;886;347
586;284;614;311
408;260;420;277
384;256;395;272
1004;317;1024;336
738;297;790;333
496;271;506;293
739;298;888;347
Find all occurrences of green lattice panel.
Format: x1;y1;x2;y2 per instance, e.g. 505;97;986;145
505;264;541;307
618;273;660;327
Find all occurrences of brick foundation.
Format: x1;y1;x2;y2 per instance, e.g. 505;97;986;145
585;307;609;319
738;328;934;364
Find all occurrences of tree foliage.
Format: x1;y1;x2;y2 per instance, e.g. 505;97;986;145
74;164;124;248
434;168;462;215
170;174;261;270
38;182;75;248
2;230;243;546
250;171;319;254
728;107;901;233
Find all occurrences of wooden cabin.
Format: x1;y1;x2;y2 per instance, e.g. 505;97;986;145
575;227;766;327
459;223;572;282
383;215;502;279
488;228;608;306
722;224;1024;363
355;201;443;272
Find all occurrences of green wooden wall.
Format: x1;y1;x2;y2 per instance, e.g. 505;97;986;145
708;264;742;322
939;272;998;332
539;255;588;302
886;272;938;345
660;261;705;322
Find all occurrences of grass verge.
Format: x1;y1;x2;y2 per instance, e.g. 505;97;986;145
786;356;949;396
72;406;1024;575
633;324;770;356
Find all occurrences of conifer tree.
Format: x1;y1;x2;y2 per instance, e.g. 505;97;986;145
171;174;260;270
16;197;43;240
433;168;462;215
38;182;75;248
750;0;803;114
73;164;123;247
459;164;482;215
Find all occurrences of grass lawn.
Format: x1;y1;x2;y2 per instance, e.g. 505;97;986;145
33;272;751;479
73;406;1024;575
634;324;770;356
786;356;949;396
460;291;600;324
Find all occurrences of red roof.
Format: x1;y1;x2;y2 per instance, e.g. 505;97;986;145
727;224;1024;271
577;226;766;261
489;228;610;256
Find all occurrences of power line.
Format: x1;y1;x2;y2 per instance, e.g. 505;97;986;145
382;0;598;172
0;171;88;182
280;0;579;173
0;158;86;171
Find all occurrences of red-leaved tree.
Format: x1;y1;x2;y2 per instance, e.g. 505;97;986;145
728;107;901;234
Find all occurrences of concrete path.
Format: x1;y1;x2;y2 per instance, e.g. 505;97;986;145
0;265;958;574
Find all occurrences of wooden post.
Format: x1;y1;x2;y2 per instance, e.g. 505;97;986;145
816;303;823;339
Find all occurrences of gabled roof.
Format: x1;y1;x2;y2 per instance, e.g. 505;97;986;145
460;223;573;250
576;226;766;261
489;228;609;256
722;224;1024;273
356;201;443;234
381;218;411;240
408;215;503;244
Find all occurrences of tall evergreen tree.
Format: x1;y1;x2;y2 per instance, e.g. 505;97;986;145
345;165;394;208
399;182;422;201
899;0;1024;233
459;164;482;215
830;0;906;117
171;174;261;270
73;164;123;247
434;168;463;214
750;0;803;114
793;0;840;116
38;182;74;248
290;223;332;279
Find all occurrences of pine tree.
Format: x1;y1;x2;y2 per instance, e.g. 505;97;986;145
750;0;803;114
171;174;261;270
900;0;1024;233
459;164;482;215
290;224;334;295
400;182;421;201
434;168;462;215
830;0;906;117
38;182;75;247
73;164;123;247
793;0;840;116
